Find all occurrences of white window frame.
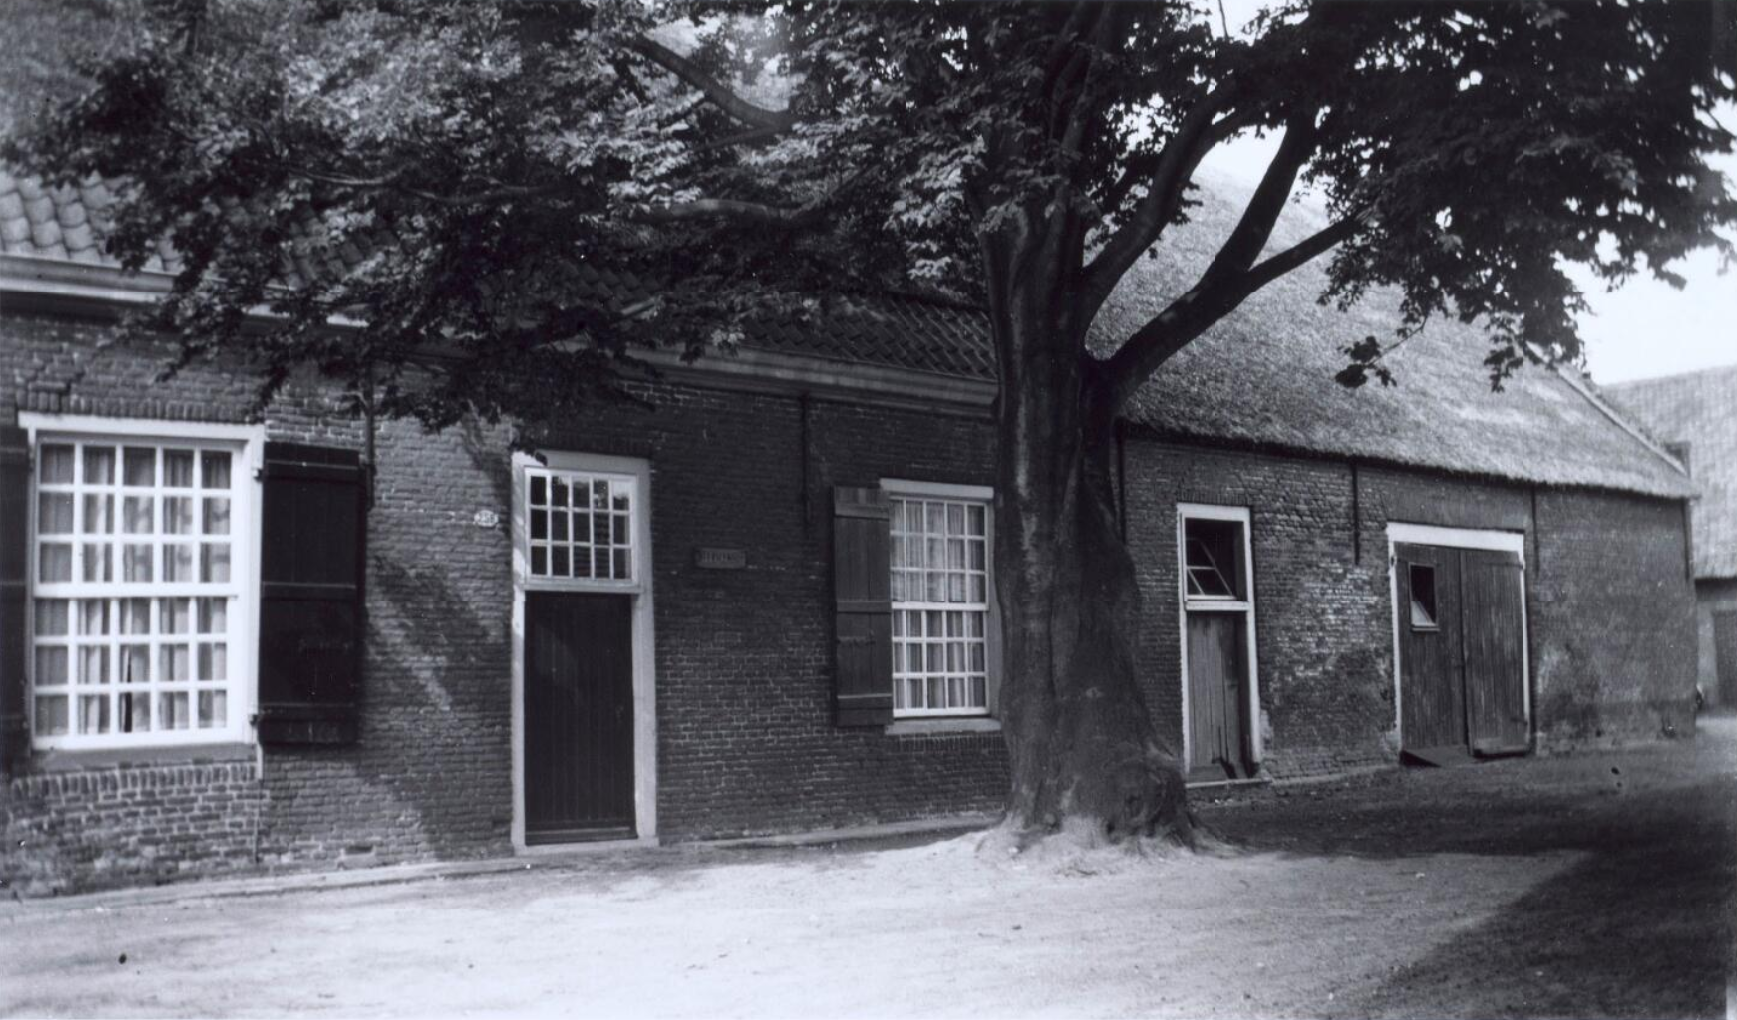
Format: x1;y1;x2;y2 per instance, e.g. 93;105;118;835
1385;522;1530;746
1176;503;1262;771
882;478;996;720
20;413;264;752
517;464;641;593
509;451;657;852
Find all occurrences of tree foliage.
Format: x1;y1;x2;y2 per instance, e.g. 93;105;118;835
11;0;1734;423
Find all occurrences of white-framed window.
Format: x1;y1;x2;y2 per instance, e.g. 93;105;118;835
1182;515;1249;604
522;467;637;587
886;480;993;718
26;421;260;750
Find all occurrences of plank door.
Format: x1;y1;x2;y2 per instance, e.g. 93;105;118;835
1395;543;1466;754
523;591;635;843
1715;610;1737;708
1461;549;1528;756
1186;613;1250;781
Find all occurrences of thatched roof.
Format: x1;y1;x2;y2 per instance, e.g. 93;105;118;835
1607;365;1737;577
1095;175;1694;500
0;166;1692;499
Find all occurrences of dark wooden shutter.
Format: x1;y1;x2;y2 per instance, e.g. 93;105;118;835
0;426;29;773
833;486;893;727
258;442;365;745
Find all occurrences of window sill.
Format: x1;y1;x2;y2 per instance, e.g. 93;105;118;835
885;717;1001;736
29;742;256;773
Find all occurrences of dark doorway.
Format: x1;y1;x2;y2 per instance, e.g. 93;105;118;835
1714;609;1737;708
1396;542;1528;763
523;591;635;843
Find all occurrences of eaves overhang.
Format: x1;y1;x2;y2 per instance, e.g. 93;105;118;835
0;253;997;417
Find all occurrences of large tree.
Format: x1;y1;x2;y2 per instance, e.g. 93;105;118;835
11;0;1735;842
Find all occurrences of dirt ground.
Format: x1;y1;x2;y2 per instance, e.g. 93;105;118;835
3;718;1733;1020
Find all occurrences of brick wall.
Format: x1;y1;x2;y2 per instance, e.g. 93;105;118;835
1124;440;1398;779
2;757;265;896
0;310;1698;894
530;387;1008;839
1122;437;1698;777
1529;489;1698;747
0;312;1006;893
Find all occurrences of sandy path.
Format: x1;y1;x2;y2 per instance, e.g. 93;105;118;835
3;717;1731;1018
1;843;1577;1018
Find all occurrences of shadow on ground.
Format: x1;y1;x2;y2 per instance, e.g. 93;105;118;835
1198;716;1737;1019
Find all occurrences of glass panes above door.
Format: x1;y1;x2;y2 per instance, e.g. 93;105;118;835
524;470;635;583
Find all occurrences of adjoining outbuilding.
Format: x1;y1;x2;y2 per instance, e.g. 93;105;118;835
0;172;1699;894
1607;365;1737;709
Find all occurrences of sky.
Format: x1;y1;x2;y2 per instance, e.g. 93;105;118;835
1199;137;1736;386
1203;0;1737;386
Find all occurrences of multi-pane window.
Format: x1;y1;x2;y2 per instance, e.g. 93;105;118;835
31;436;247;746
525;470;634;583
890;495;990;716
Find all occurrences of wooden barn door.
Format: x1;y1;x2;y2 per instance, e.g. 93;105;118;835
1461;549;1528;756
1396;541;1526;763
1396;543;1466;758
1186;613;1250;781
523;592;636;843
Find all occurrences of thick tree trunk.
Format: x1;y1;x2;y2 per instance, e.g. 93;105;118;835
991;293;1192;844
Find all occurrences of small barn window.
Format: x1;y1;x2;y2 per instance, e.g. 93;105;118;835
1409;563;1439;630
1184;518;1246;601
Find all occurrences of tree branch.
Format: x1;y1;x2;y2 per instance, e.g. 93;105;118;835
1097;109;1323;403
288;167;577;208
1189;110;1319;285
1237;213;1361;297
631;197;826;228
1054;6;1124;158
627;35;797;133
1102;214;1362;409
1078;87;1241;317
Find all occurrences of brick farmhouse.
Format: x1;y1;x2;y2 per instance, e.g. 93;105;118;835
0;173;1700;895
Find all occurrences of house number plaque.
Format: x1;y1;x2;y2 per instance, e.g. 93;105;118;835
694;547;746;570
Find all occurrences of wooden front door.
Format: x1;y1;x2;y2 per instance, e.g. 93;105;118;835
523;591;635;843
1186;612;1251;781
1396;542;1526;761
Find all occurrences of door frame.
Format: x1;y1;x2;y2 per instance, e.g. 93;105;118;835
1386;522;1530;752
510;451;657;851
1176;503;1261;774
